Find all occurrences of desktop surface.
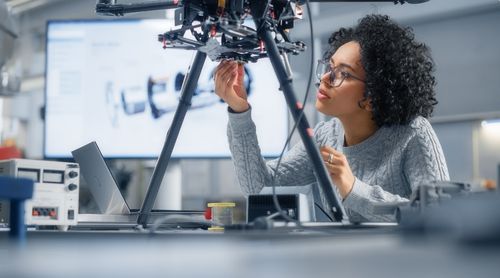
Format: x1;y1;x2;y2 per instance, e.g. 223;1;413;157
1;227;499;278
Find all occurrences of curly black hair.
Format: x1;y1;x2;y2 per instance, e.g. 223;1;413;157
324;14;438;127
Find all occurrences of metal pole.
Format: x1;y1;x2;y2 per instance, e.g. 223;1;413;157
137;51;207;227
252;6;347;221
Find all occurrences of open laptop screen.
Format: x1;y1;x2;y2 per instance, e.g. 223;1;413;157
72;141;130;214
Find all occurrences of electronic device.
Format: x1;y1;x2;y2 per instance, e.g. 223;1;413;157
71;141;202;215
0;159;79;230
95;0;424;63
71;141;205;229
247;194;311;222
260;184;317;221
71;141;130;214
44;19;288;159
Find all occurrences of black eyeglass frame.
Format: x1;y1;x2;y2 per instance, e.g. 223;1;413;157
315;59;365;88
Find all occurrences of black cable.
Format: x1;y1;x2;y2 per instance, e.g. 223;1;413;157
270;0;315;225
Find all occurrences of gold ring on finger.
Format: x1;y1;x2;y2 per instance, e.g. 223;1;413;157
328;153;334;164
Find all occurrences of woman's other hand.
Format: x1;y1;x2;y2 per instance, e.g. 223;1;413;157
320;146;355;199
214;60;249;112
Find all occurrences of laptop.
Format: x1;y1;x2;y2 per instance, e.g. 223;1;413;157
72;142;131;215
72;141;206;230
72;141;203;216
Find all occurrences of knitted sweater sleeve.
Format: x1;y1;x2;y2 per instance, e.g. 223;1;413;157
227;108;316;195
342;118;450;222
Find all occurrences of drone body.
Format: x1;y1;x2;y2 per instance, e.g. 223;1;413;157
97;0;309;62
96;0;428;62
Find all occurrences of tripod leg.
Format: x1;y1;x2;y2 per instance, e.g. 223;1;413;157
137;51;207;227
255;28;348;223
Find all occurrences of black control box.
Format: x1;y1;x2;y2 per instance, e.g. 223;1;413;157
247;194;300;223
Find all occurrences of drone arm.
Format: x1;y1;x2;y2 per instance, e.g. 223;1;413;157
96;0;181;16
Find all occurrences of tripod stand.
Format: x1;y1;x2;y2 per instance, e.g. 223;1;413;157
136;2;348;227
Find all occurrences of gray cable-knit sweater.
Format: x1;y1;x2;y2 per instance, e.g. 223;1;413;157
227;108;450;222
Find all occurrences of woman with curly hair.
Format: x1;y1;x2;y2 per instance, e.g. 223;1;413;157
214;14;449;222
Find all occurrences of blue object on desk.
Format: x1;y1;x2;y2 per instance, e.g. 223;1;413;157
0;176;34;243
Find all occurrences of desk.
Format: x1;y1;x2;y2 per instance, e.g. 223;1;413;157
1;227;499;278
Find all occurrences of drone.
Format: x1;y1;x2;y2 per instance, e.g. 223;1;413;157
96;0;425;63
96;0;311;62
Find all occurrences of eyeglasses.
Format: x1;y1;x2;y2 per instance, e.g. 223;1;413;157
315;60;365;88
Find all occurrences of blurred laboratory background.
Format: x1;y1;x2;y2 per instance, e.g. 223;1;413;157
1;0;500;214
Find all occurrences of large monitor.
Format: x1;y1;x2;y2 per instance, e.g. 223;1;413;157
44;19;288;159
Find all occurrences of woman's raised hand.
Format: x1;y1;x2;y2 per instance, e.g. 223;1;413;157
214;60;249;113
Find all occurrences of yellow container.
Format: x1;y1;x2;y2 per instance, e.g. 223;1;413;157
207;202;235;228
